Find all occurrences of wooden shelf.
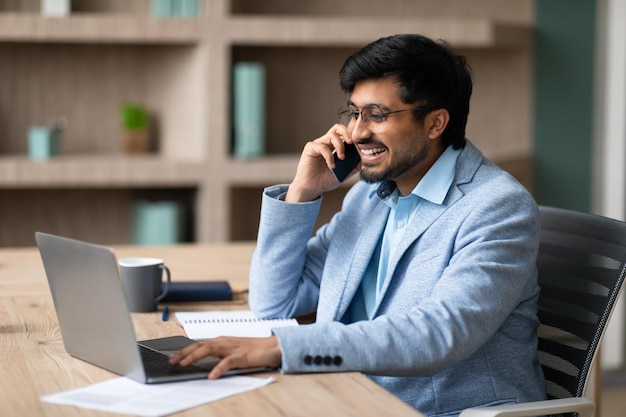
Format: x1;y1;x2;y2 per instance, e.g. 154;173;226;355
224;17;532;48
0;14;203;44
225;155;298;185
0;155;204;188
0;0;535;245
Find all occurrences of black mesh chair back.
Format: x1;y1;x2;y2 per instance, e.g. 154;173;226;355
537;206;626;405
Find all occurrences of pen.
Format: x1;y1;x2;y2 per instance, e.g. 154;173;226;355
161;306;169;322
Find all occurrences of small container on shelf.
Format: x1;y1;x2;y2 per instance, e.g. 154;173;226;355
41;0;71;17
27;116;67;161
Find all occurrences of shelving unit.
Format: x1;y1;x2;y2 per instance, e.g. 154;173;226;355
0;14;203;42
0;155;203;187
0;0;535;246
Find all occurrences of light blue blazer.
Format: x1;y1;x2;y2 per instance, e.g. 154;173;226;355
249;141;546;417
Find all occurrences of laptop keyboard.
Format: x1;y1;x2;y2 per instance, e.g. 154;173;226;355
139;345;207;377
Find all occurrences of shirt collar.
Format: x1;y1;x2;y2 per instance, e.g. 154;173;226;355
370;145;461;207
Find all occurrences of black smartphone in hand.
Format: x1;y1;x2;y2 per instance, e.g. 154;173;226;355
330;143;360;182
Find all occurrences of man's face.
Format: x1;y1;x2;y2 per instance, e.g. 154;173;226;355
346;77;439;195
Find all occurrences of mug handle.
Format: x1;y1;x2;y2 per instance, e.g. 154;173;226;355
156;264;171;302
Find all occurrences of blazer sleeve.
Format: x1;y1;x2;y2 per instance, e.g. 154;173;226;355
248;184;328;318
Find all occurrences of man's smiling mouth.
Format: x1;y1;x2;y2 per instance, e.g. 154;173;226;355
359;146;387;157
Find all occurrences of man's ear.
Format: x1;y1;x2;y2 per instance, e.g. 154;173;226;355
427;109;450;139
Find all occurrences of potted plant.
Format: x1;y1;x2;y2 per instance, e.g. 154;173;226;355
120;103;150;154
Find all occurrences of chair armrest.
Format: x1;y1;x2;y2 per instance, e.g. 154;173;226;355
459;397;595;417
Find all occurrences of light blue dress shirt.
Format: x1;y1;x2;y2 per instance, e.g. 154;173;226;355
344;145;461;322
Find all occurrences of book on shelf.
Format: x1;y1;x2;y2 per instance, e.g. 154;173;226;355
176;310;298;340
131;200;184;245
232;62;266;159
152;0;200;17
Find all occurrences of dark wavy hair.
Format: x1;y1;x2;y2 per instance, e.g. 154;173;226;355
339;34;472;149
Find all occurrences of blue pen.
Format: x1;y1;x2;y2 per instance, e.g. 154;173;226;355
161;306;170;322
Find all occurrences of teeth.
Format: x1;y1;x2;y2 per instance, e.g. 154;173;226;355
360;147;386;156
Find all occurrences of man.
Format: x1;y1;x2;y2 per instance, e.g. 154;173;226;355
170;34;546;416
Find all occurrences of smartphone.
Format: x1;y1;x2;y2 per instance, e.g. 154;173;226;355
330;142;361;182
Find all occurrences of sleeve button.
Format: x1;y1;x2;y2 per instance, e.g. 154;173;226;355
333;356;343;366
313;355;323;365
304;355;313;365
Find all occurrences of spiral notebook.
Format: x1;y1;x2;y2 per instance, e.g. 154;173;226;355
176;310;299;340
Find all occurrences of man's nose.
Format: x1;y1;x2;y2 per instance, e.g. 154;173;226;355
349;116;372;141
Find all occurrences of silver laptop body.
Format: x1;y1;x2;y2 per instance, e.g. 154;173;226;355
35;232;216;384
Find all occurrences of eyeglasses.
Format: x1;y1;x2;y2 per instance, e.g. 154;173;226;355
337;104;432;127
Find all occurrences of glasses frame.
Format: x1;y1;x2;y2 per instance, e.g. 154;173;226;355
337;104;433;127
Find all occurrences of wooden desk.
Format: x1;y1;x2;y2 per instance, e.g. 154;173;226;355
0;243;423;417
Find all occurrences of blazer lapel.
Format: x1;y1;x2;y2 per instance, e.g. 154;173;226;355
370;141;483;317
369;200;449;317
333;201;389;321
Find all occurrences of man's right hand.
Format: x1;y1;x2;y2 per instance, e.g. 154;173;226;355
285;124;358;202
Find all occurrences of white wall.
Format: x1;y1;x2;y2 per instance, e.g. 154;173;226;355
593;0;626;370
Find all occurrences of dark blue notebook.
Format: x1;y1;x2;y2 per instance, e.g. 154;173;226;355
161;281;233;302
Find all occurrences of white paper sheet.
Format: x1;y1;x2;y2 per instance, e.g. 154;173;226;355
41;375;275;417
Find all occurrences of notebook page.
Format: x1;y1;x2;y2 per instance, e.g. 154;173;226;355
175;310;298;340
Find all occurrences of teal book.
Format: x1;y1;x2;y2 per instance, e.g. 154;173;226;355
131;201;183;245
232;62;266;159
171;0;200;17
151;0;172;17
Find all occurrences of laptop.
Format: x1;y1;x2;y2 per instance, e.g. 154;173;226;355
35;232;247;384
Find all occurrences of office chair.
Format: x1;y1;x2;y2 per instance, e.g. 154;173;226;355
460;206;626;417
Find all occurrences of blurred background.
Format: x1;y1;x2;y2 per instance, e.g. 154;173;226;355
0;0;624;414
